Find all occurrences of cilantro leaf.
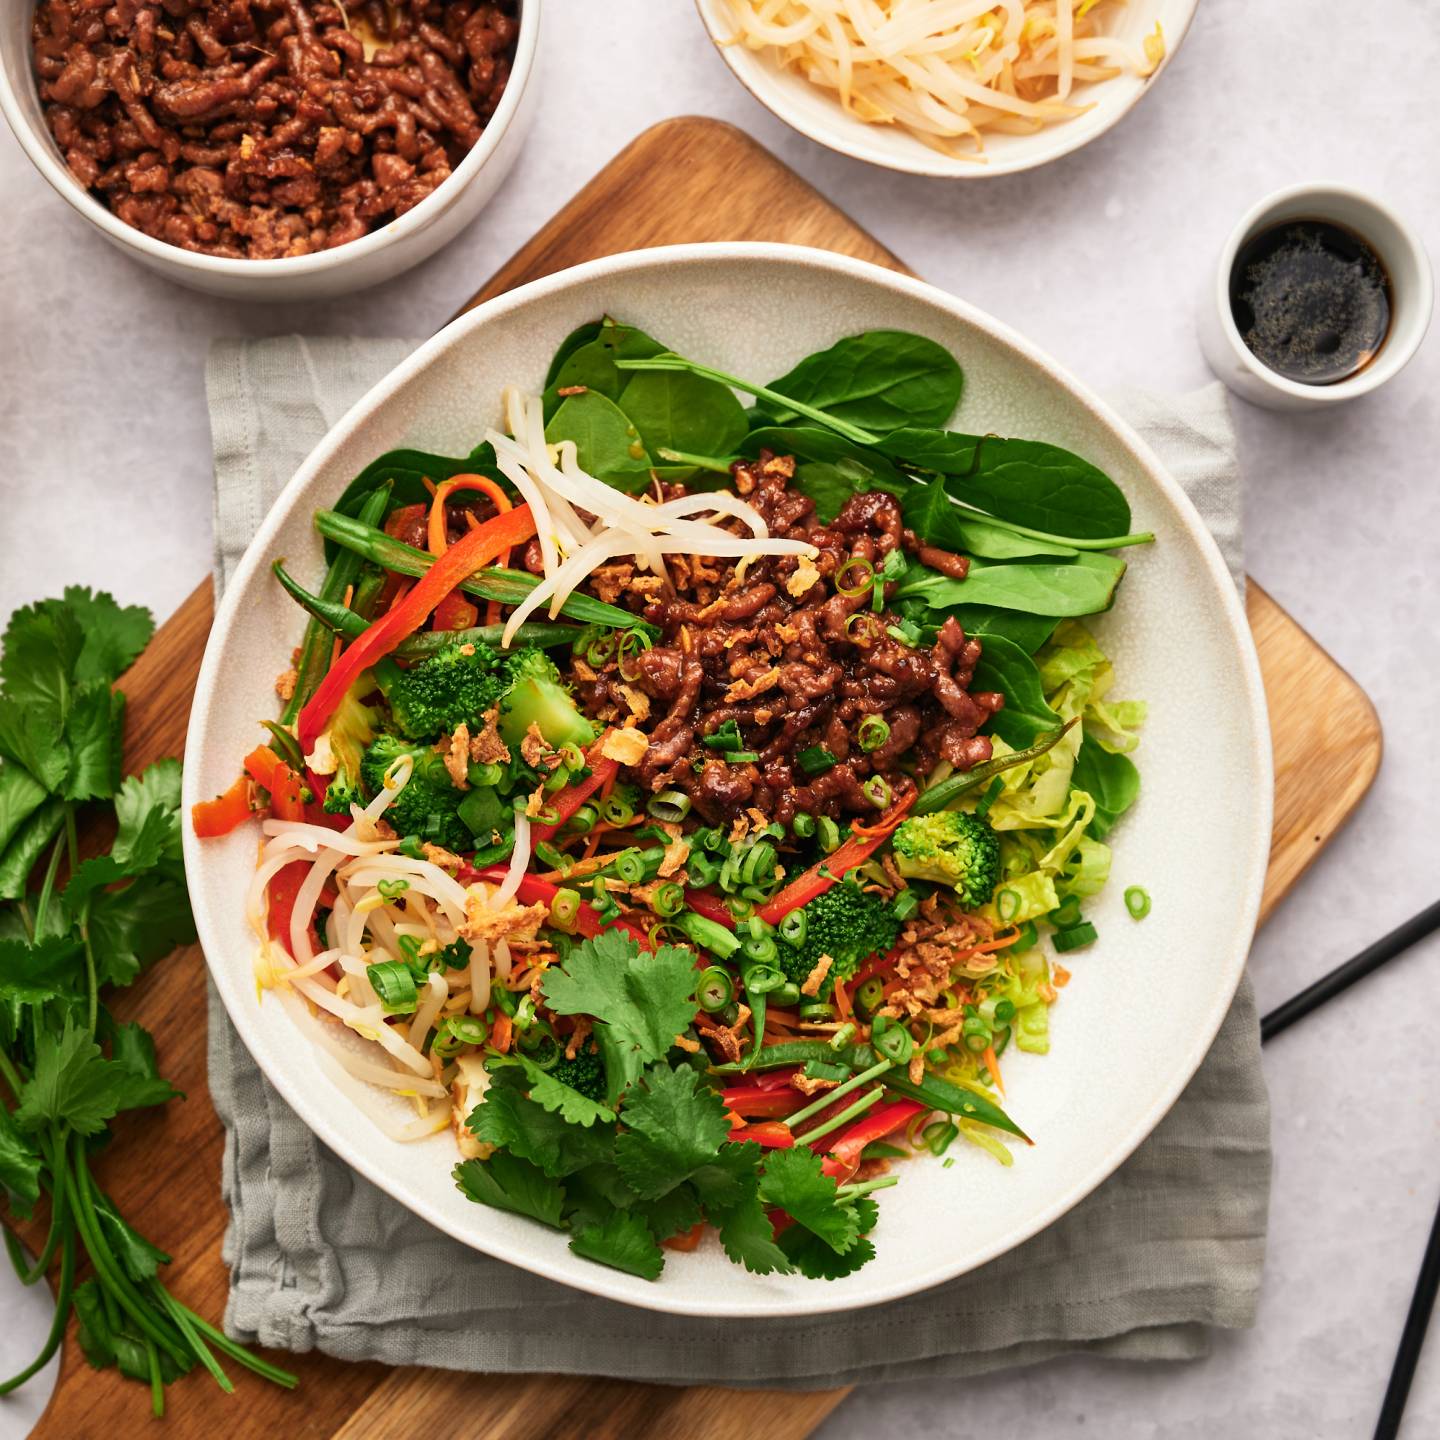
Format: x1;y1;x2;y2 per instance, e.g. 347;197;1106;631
569;1209;664;1280
614;1063;729;1199
0;596;84;709
14;1021;178;1135
0;798;64;902
86;873;195;989
94;1190;172;1283
541;932;697;1097
0;762;49;855
757;1146;860;1252
454;1153;566;1228
778;1226;877;1280
59;588;153;687
0;697;66;791
61;685;125;801
112;759;184;871
636;1183;703;1243
0;1104;42;1219
467;1070;613;1177
0;935;84;1007
689;1139;765;1212
715;1190;792;1275
562;1162;640;1234
515;1054;616;1128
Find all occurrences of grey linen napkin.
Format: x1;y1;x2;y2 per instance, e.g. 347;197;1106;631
204;337;1270;1387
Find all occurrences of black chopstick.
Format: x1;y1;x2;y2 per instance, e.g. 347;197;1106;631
1260;898;1440;1044
1374;1186;1440;1440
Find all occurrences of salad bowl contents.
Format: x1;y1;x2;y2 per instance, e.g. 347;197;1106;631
184;246;1269;1314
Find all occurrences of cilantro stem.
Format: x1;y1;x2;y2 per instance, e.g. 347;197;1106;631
0;1223;75;1395
2;1225;29;1281
31;831;66;940
63;806;100;1037
179;1308;298;1389
18;1131;69;1284
0;1049;24;1102
784;1057;893;1131
151;1282;234;1394
836;1175;900;1199
146;1337;165;1419
792;1086;886;1147
67;1139;190;1368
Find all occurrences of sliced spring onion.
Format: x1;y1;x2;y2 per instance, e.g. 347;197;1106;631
835;556;875;597
799;1000;835;1021
874;1024;914;1064
599;791;635;825
778;909;808;947
564;803;599;836
829;1021;858;1050
797;746;837;777
703;718;744;751
862;775;893;809
816;816;842;853
652;882;684;918
675;909;743;960
961;1015;992;1052
772;981;802;1008
1124;886;1152;919
367;960;418;1015
726;750;760;764
995;886;1022;925
697;966;736;1013
923;1120;959;1157
892;887;919;921
1052;922;1098;953
791;812;816;839
376;877;409;899
743;964;786;995
857;715;890;752
549;888;581;932
855;976;886;1017
647;789;691;823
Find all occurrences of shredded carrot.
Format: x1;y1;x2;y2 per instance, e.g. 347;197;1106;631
421;476;438;497
663;1222;706;1252
973;928;1024;954
849;789;916;839
982;1044;1005;1096
833;976;853;1021
580;831;603;864
1053;962;1071;988
724;1109;746;1130
491;1013;513;1053
428;474;514;625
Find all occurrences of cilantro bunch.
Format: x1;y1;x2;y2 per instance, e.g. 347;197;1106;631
0;590;296;1412
456;930;881;1280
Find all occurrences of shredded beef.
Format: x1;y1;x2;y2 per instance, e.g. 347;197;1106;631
30;0;518;260
566;452;1004;825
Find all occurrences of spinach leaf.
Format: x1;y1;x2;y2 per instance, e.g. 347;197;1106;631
333;444;502;521
901;477;1077;559
894;552;1125;618
544;321;604;386
971;634;1063;748
758;330;963;433
1072;735;1140;838
616;368;748;479
878;430;1133;540
543;319;666;416
946;606;1058;654
545;389;653;494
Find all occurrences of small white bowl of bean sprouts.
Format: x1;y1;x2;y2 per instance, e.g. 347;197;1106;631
694;0;1198;179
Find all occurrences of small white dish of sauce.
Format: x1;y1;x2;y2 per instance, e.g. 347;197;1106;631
1198;182;1432;412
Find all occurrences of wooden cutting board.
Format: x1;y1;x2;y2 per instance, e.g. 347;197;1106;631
14;117;1381;1440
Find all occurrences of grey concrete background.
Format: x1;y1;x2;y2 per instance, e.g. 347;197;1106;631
2;1;1438;1435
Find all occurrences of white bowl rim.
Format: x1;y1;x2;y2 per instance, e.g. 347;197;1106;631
692;0;1200;179
183;240;1272;1317
0;0;539;278
1209;180;1436;405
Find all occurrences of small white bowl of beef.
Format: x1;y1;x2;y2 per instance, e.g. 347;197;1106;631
0;1;539;300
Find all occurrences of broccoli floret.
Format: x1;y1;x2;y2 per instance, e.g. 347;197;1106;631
548;1049;606;1102
890;811;1002;908
497;648;595;751
319;685;379;814
775;880;902;997
360;734;471;851
374;640;509;741
374;641;594;752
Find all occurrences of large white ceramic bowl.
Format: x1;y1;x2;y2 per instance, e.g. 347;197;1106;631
183;243;1271;1317
695;0;1198;179
0;2;540;301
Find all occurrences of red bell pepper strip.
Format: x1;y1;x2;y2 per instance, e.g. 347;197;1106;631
757;791;916;926
731;1121;795;1150
662;1222;706;1252
749;1066;802;1092
191;773;255;838
297;503;537;755
530;754;619;844
720;1086;805;1119
243;745;306;822
851;946;902;990
683;888;736;930
266;860;317;959
818;1099;927;1183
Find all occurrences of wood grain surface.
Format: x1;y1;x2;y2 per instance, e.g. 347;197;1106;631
13;117;1380;1440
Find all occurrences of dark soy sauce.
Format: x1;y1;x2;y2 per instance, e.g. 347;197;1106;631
1229;220;1391;385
